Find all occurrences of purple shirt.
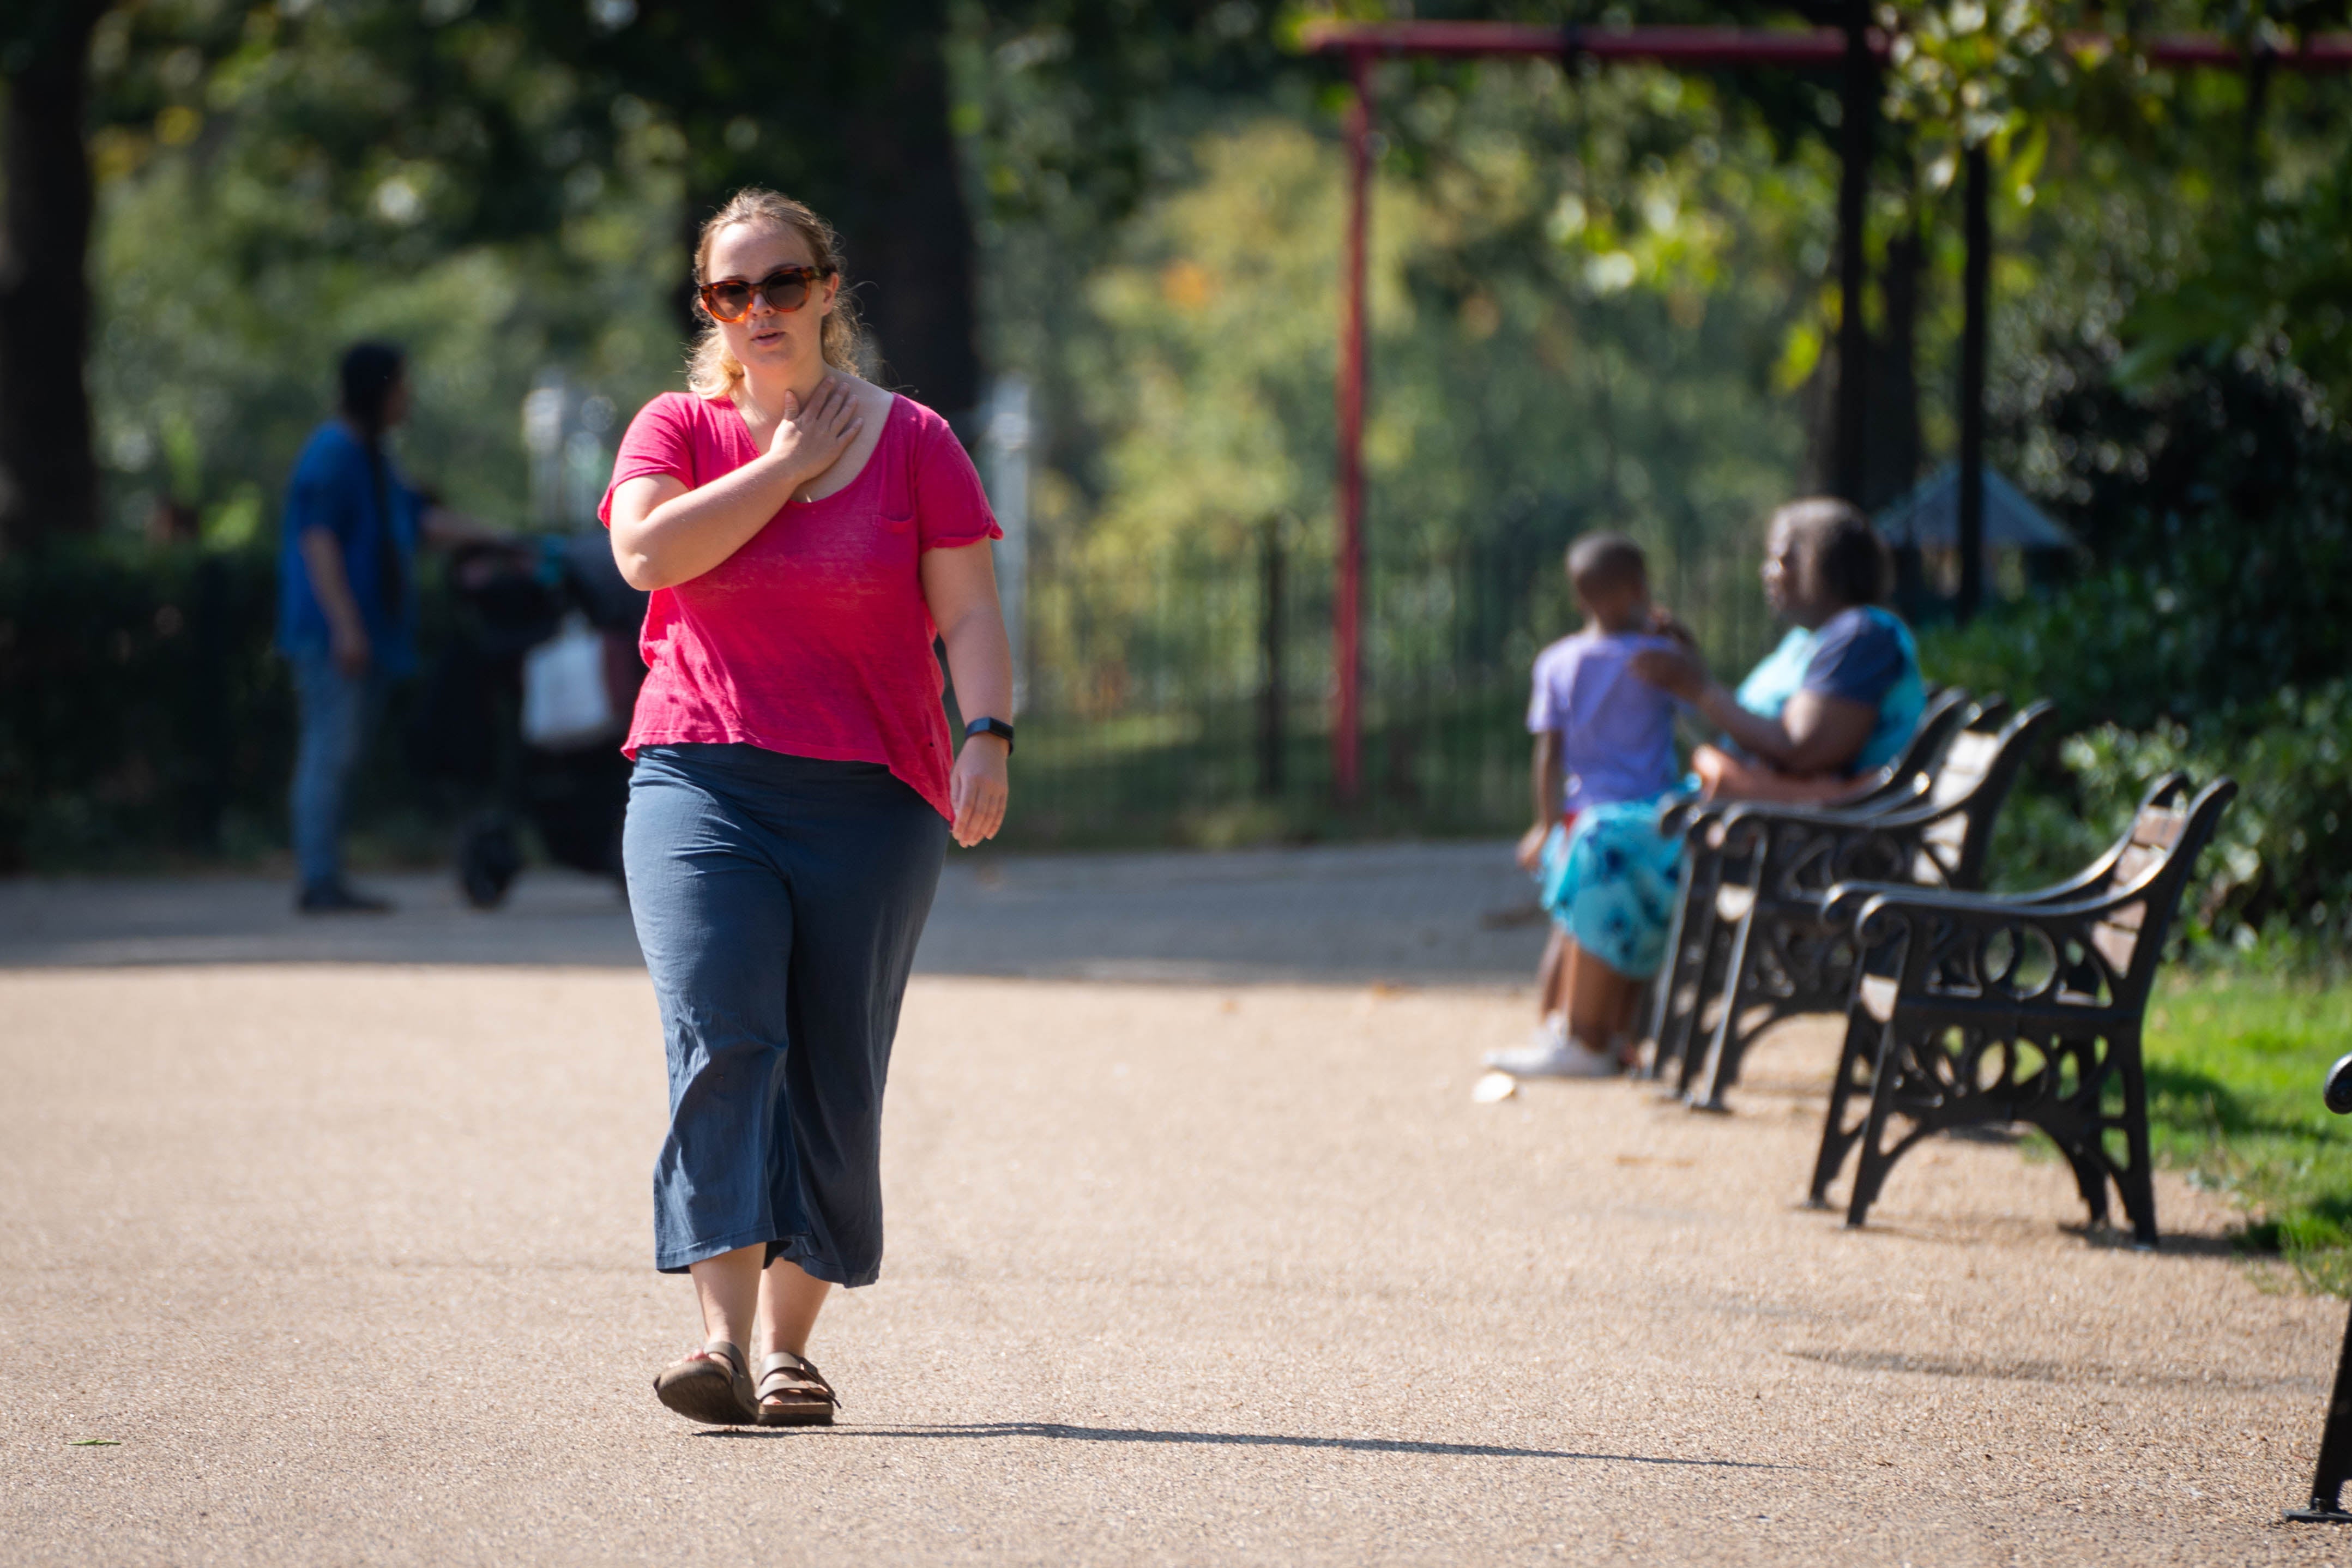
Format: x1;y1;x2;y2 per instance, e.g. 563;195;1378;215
1526;629;1681;814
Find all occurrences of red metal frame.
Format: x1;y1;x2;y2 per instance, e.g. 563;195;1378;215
1303;19;2352;802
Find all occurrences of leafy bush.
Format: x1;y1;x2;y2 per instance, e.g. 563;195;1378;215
1955;679;2352;956
1952;349;2352;731
1926;346;2352;960
2064;687;2352;952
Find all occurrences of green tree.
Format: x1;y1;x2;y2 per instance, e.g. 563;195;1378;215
1;0;109;547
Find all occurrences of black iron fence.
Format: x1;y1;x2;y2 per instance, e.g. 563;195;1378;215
1003;517;1780;849
0;515;1781;868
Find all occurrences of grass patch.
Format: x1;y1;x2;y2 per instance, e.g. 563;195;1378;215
2144;971;2352;1293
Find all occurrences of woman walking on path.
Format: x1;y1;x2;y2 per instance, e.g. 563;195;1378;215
601;189;1014;1426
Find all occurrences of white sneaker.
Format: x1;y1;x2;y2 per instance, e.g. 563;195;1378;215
1482;1035;1621;1079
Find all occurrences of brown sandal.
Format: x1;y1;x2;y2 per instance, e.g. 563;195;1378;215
653;1338;757;1426
755;1350;839;1427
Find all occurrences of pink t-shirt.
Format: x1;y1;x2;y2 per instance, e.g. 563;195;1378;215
598;389;1002;821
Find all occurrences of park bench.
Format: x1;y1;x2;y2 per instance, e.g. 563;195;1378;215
1655;697;2058;1112
1642;686;1979;1093
1679;698;2055;1109
1806;772;2238;1248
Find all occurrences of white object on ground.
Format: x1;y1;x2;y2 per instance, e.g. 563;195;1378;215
1471;1071;1518;1104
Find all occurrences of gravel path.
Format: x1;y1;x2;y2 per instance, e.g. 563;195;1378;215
0;840;1548;982
1;850;2343;1563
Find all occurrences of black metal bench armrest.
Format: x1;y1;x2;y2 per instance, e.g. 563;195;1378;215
1657;794;1722;836
1821;877;2131;933
1816;767;2198;928
1710;792;1928;845
1657;689;1986;840
1716;700;2055;838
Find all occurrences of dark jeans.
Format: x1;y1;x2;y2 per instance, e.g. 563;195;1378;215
623;744;948;1284
288;648;389;892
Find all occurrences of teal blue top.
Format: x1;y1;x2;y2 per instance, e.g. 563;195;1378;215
1730;606;1925;775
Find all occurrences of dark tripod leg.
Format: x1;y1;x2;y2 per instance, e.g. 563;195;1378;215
2288;1300;2352;1521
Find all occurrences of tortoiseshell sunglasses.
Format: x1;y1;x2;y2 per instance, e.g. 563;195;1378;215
696;264;832;323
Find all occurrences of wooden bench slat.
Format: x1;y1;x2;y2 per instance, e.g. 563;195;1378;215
2091;920;2140;975
1929;732;2000;804
2110;843;2165;889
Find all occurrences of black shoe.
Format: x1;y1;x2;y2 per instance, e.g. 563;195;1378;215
297;881;395;915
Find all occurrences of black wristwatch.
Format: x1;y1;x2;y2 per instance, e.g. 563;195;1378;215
965;716;1015;754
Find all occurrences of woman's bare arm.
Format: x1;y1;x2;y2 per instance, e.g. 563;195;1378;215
1630;646;1876;776
1691;686;1875;774
297;528;370;676
920;541;1014;848
608;379;863;590
1692;743;1878;804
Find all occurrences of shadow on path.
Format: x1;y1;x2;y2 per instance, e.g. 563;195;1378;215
1783;1347;2315;1395
696;1420;1793;1467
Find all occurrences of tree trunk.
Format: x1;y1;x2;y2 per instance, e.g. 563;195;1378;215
1831;0;1877;504
0;1;105;550
840;15;980;425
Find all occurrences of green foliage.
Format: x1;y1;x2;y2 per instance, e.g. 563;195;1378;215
2063;691;2352;944
1961;685;2352;951
1923;338;2352;947
93;159;684;535
2140;974;2352;1294
87;0;630;256
2122;159;2352;405
83;0;691;535
1879;0;2073;156
1933;654;2352;950
1011;65;1842;720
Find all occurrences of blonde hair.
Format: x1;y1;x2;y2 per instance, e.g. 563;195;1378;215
686;189;867;400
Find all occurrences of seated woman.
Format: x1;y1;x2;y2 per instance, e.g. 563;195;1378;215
1486;497;1925;1079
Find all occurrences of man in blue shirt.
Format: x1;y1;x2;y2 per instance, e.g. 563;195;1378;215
278;343;491;912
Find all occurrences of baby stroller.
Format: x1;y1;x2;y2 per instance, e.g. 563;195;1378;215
409;533;648;909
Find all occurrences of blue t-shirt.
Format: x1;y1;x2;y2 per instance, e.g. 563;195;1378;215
275;421;423;676
1527;629;1682;813
1731;607;1925;775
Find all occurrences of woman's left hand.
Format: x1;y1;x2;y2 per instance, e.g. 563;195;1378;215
1690;743;1735;799
949;735;1010;848
1648;606;1699;648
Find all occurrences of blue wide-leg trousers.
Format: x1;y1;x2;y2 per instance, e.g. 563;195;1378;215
623;743;948;1285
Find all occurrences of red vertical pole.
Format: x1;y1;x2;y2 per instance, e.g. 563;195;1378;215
1333;48;1372;806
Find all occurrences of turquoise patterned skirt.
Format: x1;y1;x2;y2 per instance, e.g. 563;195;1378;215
1535;792;1688;980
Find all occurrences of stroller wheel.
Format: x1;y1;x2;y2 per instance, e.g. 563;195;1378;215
459;815;524;910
